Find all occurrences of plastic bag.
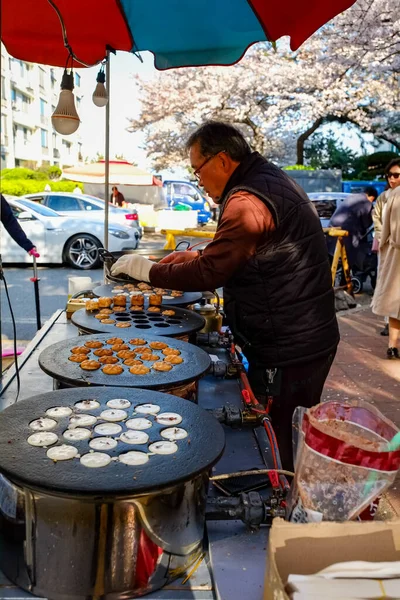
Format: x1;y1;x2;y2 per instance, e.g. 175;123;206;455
288;400;400;522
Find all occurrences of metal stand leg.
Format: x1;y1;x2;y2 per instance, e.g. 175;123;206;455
30;256;42;330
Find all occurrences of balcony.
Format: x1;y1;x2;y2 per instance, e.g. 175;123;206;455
41;146;49;156
40;115;49;126
53;148;60;158
14;139;37;161
11;75;35;98
12;108;37;129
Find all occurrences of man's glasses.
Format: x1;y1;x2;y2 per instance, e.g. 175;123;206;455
193;152;225;180
387;172;400;180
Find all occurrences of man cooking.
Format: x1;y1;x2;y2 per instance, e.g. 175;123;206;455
112;121;339;471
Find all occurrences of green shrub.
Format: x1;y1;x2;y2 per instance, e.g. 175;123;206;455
0;179;83;196
283;165;315;171
37;165;62;180
1;167;48;180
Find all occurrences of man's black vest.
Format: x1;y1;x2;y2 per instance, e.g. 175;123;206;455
220;152;339;367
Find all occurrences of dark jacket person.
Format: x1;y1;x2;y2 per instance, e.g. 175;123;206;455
1;194;39;255
111;122;340;470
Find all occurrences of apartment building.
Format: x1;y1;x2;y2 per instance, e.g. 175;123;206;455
1;43;83;170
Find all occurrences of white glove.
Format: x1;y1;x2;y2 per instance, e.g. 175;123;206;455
111;254;154;282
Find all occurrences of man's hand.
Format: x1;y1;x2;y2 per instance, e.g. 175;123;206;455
111;255;155;282
28;247;40;258
159;251;199;265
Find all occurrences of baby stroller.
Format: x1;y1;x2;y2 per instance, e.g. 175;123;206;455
334;225;377;293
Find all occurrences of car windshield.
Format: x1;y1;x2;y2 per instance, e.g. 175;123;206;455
17;198;60;217
82;195;129;214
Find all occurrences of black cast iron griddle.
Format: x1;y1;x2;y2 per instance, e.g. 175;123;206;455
0;387;225;496
38;333;211;390
71;305;205;337
92;284;202;308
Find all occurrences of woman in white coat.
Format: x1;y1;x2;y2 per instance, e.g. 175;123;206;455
372;187;400;358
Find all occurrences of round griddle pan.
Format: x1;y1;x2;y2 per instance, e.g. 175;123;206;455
92;283;202;308
71;305;205;337
38;332;211;390
0;387;225;496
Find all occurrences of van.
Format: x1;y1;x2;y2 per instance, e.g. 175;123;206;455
163;180;212;225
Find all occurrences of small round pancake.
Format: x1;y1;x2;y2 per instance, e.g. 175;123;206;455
98;308;113;315
27;432;58;447
132;346;147;353
117;350;136;359
119;451;149;466
98;297;113;308
156;412;182;426
107;399;131;409
46;406;73;418
29;417;57;431
102;365;124;375
94;348;113;357
106;337;124;345
164;355;184;364
80;360;101;371
75;399;100;410
149;341;168;350
99;356;119;364
120;430;149;445
94;423;122;435
47;445;79;461
95;313;107;320
70;346;90;355
171;291;183;297
113;295;127;306
89;437;118;451
152;361;172;372
100;409;128;422
126;417;153;429
84;340;104;349
149;441;178;455
116;322;131;328
161;427;188;441
134;404;160;415
162;348;181;356
80;452;111;468
162;310;176;316
64;428;91;441
147;306;161;313
69;414;97;428
130;305;144;311
101;318;116;324
129;365;150;375
111;344;129;352
139;353;160;362
129;339;147;345
68;354;88;363
123;358;143;366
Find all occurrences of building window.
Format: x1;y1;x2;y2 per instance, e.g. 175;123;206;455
21;93;30;113
41;128;48;148
74;72;81;87
23;127;29;143
76;97;81;108
62;139;72;154
1;76;6;100
39;68;46;89
50;68;57;89
1;114;7;143
11;88;16;102
40;99;46;115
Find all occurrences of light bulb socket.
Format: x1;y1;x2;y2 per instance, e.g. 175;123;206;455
61;69;74;92
96;69;106;84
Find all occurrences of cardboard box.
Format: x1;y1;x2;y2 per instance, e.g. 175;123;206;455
264;518;400;600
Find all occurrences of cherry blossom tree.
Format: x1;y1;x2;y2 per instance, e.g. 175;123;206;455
128;0;399;169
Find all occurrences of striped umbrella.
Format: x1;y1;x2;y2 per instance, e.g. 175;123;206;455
2;0;356;69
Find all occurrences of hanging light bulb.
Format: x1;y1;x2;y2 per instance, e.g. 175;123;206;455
52;69;80;135
92;67;108;107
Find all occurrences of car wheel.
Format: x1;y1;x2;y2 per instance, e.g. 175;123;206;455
64;234;101;269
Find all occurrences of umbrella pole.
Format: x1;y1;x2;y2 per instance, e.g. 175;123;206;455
30;256;42;330
104;48;111;253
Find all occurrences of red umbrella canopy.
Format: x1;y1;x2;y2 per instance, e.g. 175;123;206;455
1;0;356;69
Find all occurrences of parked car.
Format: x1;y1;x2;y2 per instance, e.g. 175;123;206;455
23;192;143;238
308;192;350;227
163;180;212;225
1;196;139;269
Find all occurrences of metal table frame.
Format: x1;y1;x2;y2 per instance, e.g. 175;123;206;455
0;310;269;600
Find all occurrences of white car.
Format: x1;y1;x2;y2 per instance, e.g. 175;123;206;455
1;197;139;269
23;192;143;238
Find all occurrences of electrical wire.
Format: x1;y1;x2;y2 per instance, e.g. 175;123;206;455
210;469;294;481
0;270;21;402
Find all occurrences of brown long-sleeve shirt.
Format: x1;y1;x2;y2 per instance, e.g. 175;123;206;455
150;191;276;291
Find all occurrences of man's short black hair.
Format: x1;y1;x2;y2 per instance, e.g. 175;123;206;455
364;186;378;199
186;121;251;162
385;157;400;177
